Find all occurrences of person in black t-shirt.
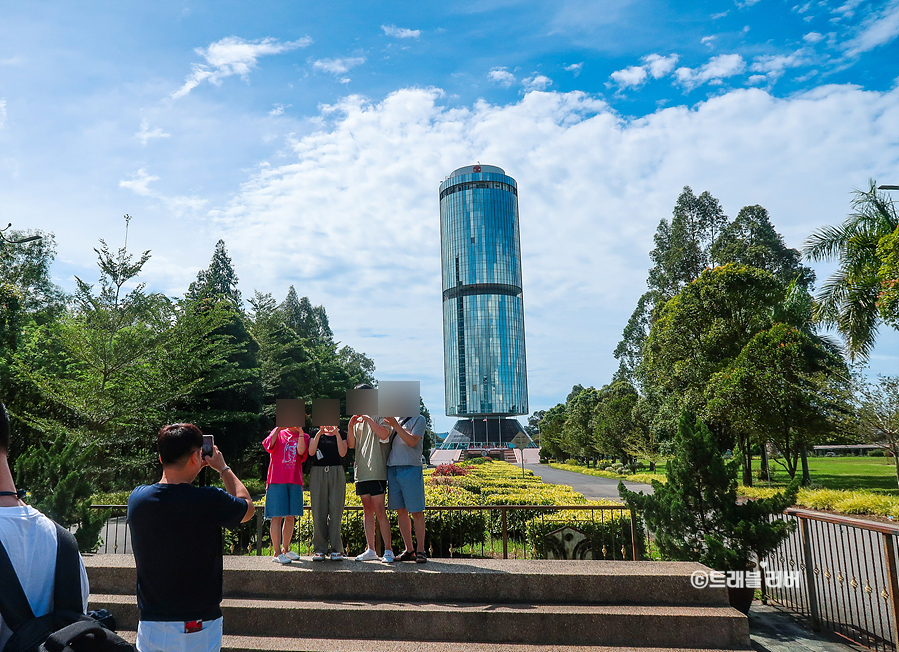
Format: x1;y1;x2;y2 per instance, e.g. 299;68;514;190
307;425;350;560
127;423;254;652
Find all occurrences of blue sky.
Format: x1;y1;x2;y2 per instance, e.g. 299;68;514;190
1;0;898;432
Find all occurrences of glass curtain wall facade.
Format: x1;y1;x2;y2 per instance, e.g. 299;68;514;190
439;164;528;418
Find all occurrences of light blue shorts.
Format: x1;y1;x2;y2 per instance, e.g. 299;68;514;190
264;483;304;518
387;465;426;513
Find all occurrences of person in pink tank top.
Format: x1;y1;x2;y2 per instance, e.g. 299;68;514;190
263;424;309;564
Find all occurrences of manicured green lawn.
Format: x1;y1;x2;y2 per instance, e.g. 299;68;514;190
751;455;898;494
553;455;898;495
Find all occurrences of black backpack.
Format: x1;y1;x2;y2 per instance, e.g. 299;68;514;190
0;522;134;652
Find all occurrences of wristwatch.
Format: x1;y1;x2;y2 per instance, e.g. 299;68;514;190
218;466;231;474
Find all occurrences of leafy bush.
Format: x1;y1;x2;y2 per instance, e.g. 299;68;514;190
433;463;469;476
868;449;886;457
91;491;132;506
564;458;580;466
463;456;493;465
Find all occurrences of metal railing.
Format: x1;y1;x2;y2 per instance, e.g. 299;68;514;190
89;504;646;561
764;508;899;652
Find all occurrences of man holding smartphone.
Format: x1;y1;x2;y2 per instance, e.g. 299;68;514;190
128;424;254;652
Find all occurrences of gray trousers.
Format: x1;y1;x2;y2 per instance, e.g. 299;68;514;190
310;465;346;554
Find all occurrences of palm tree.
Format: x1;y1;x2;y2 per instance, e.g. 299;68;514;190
804;181;899;360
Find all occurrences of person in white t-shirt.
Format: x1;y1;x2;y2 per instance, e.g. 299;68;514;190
0;401;89;649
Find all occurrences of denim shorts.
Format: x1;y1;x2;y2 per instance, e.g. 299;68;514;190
264;483;304;518
387;465;426;513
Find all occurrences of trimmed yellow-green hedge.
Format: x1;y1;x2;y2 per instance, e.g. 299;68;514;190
547;462;666;486
740;485;899;519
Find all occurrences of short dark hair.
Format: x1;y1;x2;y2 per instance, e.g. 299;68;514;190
157;423;203;466
0;402;8;452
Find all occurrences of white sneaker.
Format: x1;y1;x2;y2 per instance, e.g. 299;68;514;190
355;549;380;562
381;550;396;563
275;553;292;565
312;552;326;561
284;551;301;561
330;552;345;561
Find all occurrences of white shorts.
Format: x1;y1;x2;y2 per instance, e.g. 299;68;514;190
136;617;223;652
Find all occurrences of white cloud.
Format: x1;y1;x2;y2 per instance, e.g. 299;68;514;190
135;119;171;145
171;36;311;100
564;63;583;76
803;31;824;43
749;51;808;82
610;65;648;89
119;169;208;216
674;54;745;89
312;57;366;75
119;169;159;196
269;103;291;116
833;0;862;18
643;53;679;78
522;74;553;91
609;54;678;90
701;35;718;47
843;0;899;56
488;67;516;88
204;84;899;430
381;25;421;39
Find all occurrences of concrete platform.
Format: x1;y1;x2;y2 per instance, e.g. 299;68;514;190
85;556;751;650
84;555;730;605
114;630;745;652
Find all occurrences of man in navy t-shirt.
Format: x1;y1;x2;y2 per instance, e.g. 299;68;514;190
128;423;254;652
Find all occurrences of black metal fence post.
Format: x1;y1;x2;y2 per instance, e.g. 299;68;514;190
800;516;821;631
883;531;899;651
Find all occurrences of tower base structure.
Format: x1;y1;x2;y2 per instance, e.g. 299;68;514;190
440;417;534;449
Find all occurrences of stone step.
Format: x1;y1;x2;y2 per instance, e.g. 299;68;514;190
90;594;750;649
113;629;744;652
84;556;727;606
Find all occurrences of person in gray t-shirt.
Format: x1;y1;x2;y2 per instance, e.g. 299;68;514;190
384;414;428;563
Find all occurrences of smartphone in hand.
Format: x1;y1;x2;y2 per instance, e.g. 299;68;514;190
202;435;214;459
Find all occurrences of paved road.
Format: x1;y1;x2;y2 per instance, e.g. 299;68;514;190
525;463;654;501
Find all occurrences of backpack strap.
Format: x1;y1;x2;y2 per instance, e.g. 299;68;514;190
52;523;85;615
0;534;37;631
40;620;106;652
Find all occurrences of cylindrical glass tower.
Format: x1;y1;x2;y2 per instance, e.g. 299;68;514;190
439;164;528;419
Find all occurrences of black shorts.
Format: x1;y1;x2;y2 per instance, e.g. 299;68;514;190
355;479;387;497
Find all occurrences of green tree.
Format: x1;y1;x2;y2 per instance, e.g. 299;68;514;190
857;375;899;489
16;223;252;487
711;205;815;289
186;239;242;308
591;380;639;463
525;410;545;446
281;286;333;345
561;387;599;462
247;290;313;429
804;181;899;360
877;225;899;327
0;228;66;317
537;403;567;461
620;412;797;572
615;187;727;381
638;264;783;427
15;437;107;552
705;323;848;483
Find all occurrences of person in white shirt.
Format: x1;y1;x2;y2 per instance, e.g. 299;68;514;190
0;401;90;649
